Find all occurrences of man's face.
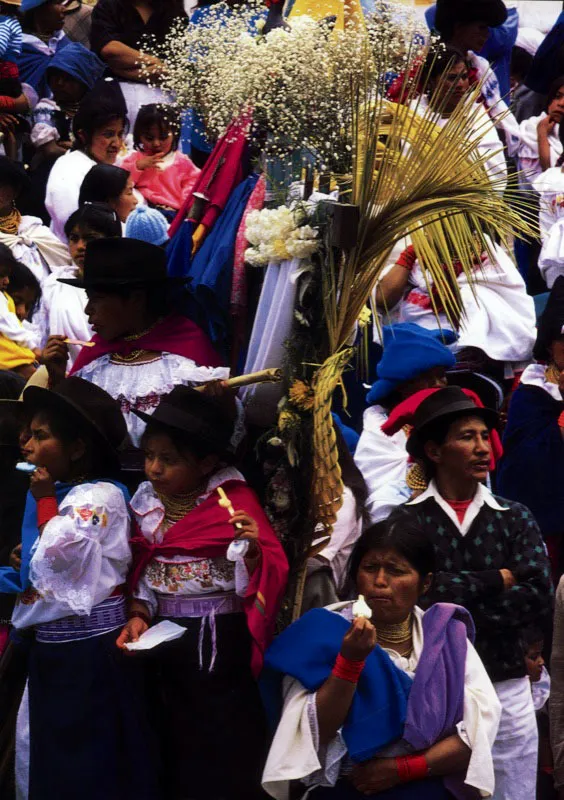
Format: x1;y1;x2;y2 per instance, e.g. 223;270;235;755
425;415;491;484
453;20;490;53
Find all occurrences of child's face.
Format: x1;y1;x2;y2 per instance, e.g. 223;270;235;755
68;224;106;273
143;432;213;497
11;286;37;321
23;414;79;482
140;124;174;157
112;178;138;223
525;641;545;683
48;68;86;107
0;263;10;293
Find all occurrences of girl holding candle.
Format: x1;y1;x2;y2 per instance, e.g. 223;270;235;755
117;384;289;800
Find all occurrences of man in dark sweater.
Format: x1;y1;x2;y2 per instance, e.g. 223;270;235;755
390;386;553;800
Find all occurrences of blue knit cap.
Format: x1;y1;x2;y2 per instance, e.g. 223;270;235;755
125;205;169;247
47;42;106;92
21;0;50;11
366;323;457;405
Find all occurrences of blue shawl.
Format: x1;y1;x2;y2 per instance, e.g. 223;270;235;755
0;479;130;595
16;34;71;97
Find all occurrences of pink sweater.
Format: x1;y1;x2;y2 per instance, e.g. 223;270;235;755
120;150;201;210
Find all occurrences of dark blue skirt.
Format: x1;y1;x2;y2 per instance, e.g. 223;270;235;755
27;628;160;800
309;777;452;799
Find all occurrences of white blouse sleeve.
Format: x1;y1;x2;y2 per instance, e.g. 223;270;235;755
262;677;345;800
457;640;502;798
29;482;131;616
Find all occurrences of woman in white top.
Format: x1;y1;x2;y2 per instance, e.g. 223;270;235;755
45;84;128;242
262;518;501;800
8;376;159;800
518;77;564;190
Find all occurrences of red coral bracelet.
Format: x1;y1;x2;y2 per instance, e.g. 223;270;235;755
36;497;58;528
395;754;429;783
331;653;365;683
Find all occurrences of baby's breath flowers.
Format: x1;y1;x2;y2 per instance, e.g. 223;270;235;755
140;1;428;172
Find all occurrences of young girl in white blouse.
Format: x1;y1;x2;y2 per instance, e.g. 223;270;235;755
9;377;159;800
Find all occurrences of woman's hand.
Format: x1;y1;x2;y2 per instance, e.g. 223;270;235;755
30;467;56;500
116;617;148;650
340;617;377;662
350;758;400;795
538;115;557;137
230;511;260;559
138;153;164;170
9;543;22;571
43;335;69;387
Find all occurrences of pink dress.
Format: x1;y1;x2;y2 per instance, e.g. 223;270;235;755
120;150;200;210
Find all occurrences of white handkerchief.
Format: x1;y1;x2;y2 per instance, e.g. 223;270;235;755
124;620;187;651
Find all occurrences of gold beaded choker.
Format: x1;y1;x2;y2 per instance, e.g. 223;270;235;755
123;318;162;342
157;485;206;524
547;363;561;385
376;615;413;644
0;207;21;235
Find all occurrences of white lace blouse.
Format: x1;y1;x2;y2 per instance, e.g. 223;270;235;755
74;352;230;447
132;468;250;617
11;482;131;630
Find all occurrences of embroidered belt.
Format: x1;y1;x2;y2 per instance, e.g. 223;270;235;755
35;595;127;643
156;592;244;671
156;591;243;619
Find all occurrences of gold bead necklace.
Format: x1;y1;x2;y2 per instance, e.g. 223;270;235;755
157;484;206;524
0;207;22;235
376;614;413;645
547;363;561;385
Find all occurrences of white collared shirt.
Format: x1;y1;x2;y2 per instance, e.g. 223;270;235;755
407;479;509;537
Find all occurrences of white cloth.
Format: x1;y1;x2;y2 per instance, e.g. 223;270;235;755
520;362;562;402
45;149;96;242
35;264;90;365
132;468;250;618
15;682;29;800
398;240;536;363
354;404;411;525
470;52;520;159
532;666;551;712
74;352;229;447
516;28;545;57
11;482;131;629
31;97;64;148
0;291;35;349
491;676;538;800
533;167;564;287
315;487;362;591
408;480;509;536
262;603;501;799
118;82;172;131
518;113;563;190
0;216;71;285
242;258;302;426
412;95;508;192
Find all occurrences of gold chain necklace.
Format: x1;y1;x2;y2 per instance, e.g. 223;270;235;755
123;319;162;342
157;485;206;524
376;615;413;644
0;207;21;235
547;363;561;385
111;349;150;363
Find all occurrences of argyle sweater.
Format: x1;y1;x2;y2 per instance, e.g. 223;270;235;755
393;496;553;683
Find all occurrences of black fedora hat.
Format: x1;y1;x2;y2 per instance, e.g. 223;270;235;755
435;0;507;33
406;386;499;460
58;238;185;289
133;385;234;460
22;377;128;473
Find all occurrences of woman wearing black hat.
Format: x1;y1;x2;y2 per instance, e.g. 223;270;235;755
43;237;228;451
498;276;564;582
0;154;70;286
5;376;159;800
116;385;288;800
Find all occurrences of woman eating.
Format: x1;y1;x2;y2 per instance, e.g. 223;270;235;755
117;385;289;799
262;519;501;799
45;82;128;241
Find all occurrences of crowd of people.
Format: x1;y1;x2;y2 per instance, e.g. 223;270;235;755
0;0;564;798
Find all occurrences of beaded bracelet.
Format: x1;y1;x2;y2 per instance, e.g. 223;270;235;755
331;653;365;684
36;497;59;528
395;754;429;783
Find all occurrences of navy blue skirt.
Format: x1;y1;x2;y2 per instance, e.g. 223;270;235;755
27;629;160;800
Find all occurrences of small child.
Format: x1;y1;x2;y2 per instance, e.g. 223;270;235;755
120;103;201;212
0;245;41;378
523;628;554;800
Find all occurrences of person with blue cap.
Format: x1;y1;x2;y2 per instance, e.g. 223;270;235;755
17;0;71;100
354;323;456;526
124;204;169;247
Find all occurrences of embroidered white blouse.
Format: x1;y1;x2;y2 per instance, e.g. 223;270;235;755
262;604;502;800
74;352;230;447
11;482;131;629
132;468;250;617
